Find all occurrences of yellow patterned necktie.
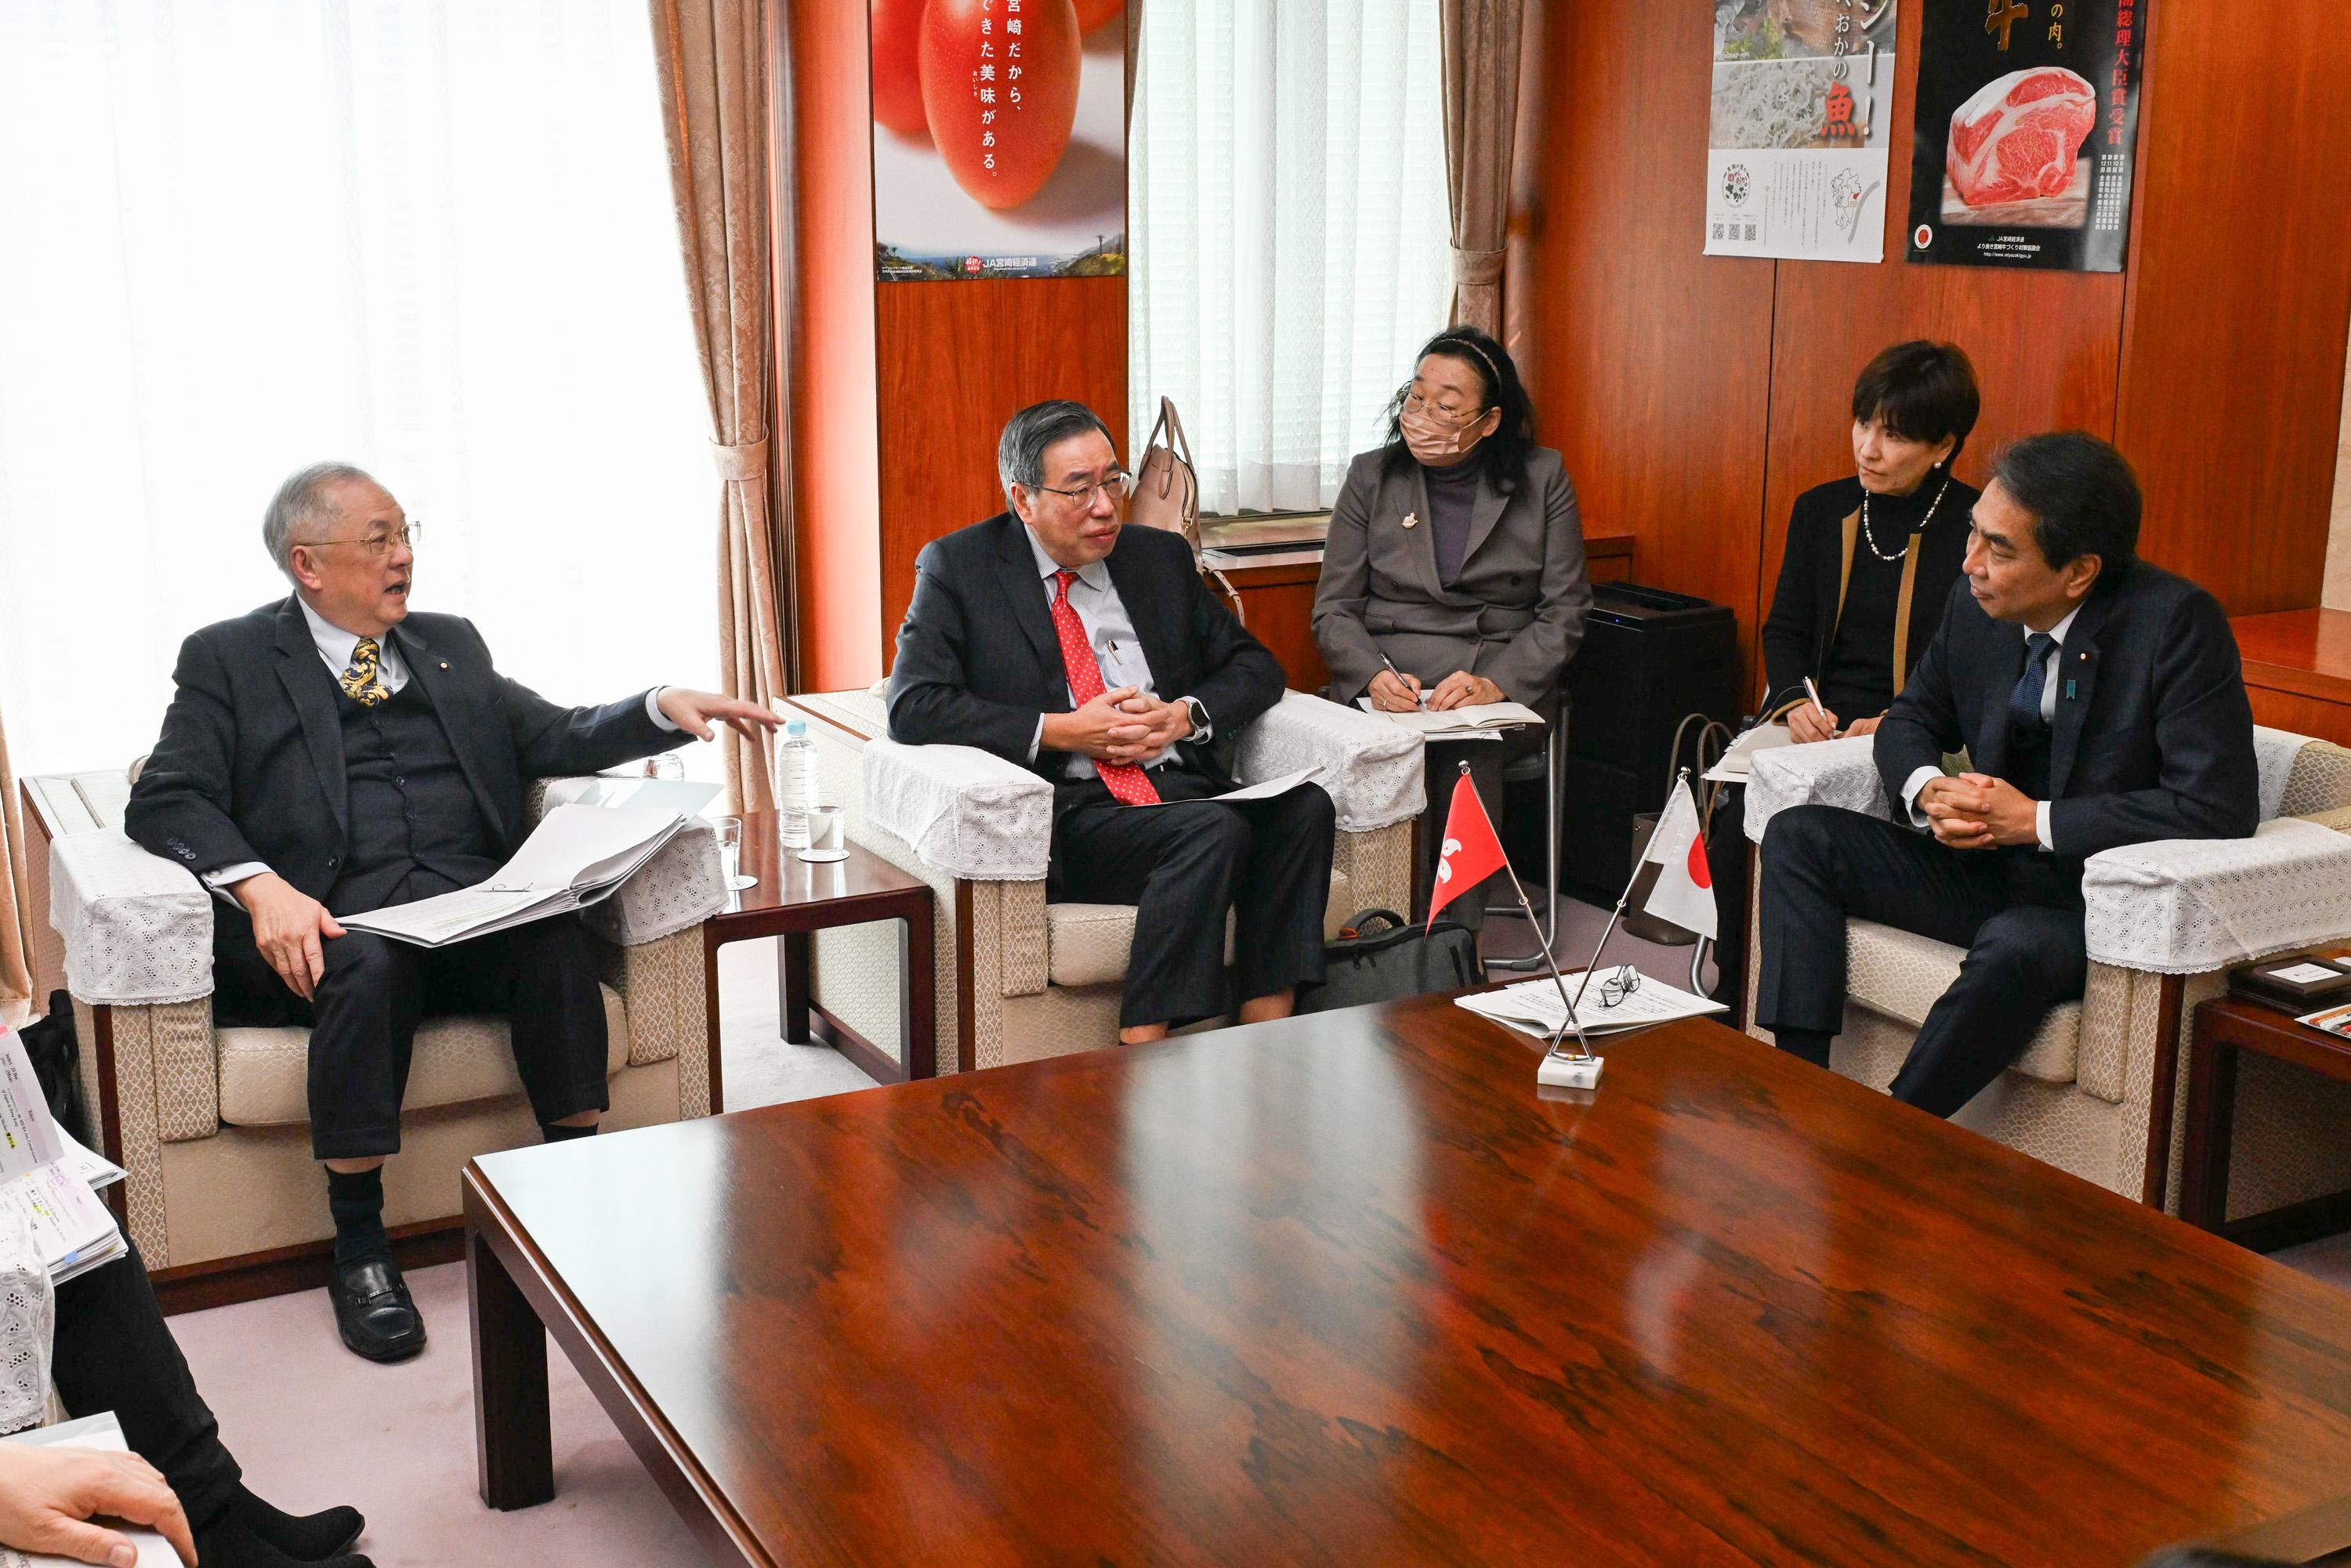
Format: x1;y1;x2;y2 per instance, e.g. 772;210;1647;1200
339;637;390;707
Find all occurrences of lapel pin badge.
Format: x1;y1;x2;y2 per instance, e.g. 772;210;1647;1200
440;661;450;670
1400;511;1419;530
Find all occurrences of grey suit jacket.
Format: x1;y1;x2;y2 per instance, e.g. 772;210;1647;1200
1311;446;1590;707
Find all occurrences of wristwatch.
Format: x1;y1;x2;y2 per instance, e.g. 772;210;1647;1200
1180;695;1211;742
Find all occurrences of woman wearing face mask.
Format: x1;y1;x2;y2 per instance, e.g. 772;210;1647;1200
1313;326;1589;932
1760;340;1982;743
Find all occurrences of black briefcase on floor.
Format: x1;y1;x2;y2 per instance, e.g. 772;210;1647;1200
1296;911;1481;1014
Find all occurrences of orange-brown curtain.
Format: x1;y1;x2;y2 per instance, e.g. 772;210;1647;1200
1438;0;1532;345
651;0;788;812
0;703;31;1002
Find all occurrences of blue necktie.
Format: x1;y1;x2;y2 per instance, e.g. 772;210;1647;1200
2009;632;2056;732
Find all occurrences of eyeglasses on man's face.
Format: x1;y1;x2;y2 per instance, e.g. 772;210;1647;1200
1029;471;1134;505
1402;389;1487;424
302;522;423;556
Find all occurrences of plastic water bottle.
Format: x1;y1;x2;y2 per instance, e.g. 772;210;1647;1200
779;719;817;850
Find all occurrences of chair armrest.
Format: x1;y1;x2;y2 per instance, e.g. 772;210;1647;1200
1234;691;1424;833
581;819;723;947
47;831;213;1006
2081;817;2351;975
1744;737;1890;843
864;739;1053;881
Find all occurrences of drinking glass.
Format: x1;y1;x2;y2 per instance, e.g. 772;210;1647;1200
715;816;755;892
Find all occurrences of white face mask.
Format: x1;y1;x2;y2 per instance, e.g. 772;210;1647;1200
1400;403;1492;465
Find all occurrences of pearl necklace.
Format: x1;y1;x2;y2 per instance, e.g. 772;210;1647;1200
1860;474;1951;562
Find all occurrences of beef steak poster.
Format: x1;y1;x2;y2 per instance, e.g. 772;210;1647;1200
1905;0;2146;271
1708;1;1899;265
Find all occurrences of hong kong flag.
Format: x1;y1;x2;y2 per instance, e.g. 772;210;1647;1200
1428;772;1509;929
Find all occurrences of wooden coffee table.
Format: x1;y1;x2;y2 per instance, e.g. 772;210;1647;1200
465;998;2351;1566
703;812;933;1091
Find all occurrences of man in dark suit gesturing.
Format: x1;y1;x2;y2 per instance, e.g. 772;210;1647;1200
1753;433;2259;1115
125;462;775;1360
887;400;1336;1044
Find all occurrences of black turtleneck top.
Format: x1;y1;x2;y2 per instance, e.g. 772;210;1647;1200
1817;474;1962;717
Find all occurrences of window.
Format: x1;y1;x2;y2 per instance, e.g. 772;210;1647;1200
1128;1;1454;516
0;3;714;778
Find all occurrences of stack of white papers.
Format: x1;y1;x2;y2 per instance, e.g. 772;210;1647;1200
1701;722;1795;783
1456;969;1727;1039
0;1025;125;1285
1;1412;179;1567
340;802;686;948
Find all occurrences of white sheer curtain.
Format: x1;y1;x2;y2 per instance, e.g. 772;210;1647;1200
1129;1;1454;516
0;2;715;780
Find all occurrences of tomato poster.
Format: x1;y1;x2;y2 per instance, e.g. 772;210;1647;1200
1905;0;2146;271
1706;0;1897;265
871;0;1127;281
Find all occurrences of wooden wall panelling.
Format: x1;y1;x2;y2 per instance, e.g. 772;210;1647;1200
1755;2;2126;703
786;0;884;692
1530;1;1776;672
2114;0;2351;615
873;284;1127;673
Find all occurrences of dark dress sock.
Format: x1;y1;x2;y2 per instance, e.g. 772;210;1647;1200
540;1121;596;1143
325;1166;389;1266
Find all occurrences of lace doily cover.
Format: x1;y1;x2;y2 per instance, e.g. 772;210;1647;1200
581;819;723;946
863;741;1053;882
0;1207;53;1437
1235;692;1423;832
49;831;213;1007
2081;817;2351;973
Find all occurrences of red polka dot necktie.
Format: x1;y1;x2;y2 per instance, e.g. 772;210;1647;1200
1050;570;1160;806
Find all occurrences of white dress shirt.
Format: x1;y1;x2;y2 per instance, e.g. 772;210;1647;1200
205;598;679;891
1022;527;1209;780
1901;604;2081;853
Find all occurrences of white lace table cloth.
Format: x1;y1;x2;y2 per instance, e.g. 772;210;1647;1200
49;831;213;1007
864;740;1055;882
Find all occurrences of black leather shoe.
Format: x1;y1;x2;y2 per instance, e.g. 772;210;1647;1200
328;1255;426;1363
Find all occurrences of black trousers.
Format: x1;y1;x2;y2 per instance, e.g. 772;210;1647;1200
52;1238;241;1529
215;887;610;1160
1751;804;2087;1117
1051;770;1336;1030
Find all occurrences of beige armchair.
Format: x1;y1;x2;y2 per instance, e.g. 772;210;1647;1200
23;767;721;1303
781;687;1422;1074
1740;728;2351;1223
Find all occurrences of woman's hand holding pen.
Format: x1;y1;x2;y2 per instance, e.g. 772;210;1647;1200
1368;669;1423;712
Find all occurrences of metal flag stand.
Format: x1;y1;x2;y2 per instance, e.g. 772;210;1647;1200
1452;762;1596;1071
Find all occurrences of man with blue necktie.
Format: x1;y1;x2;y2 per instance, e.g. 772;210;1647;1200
1752;432;2259;1115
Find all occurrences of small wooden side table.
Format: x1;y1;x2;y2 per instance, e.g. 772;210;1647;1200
2181;996;2351;1233
702;812;936;1095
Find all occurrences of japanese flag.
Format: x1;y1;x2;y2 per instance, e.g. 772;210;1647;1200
1639;780;1718;940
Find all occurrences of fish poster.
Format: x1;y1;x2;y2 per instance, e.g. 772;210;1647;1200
1707;0;1898;264
871;0;1127;281
1905;0;2146;271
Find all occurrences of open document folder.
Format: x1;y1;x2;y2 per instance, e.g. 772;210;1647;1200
0;1023;126;1287
339;802;686;949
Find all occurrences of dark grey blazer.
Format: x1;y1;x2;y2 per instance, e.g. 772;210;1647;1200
1310;446;1590;706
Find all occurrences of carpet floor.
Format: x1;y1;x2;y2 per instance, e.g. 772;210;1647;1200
160;905;2351;1566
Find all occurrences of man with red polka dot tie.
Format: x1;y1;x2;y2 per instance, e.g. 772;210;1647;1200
886;400;1339;1045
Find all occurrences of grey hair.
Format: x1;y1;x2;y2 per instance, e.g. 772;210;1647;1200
996;400;1115;508
263;462;377;578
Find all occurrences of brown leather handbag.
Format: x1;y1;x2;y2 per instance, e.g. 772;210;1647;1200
1132;395;1243;623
